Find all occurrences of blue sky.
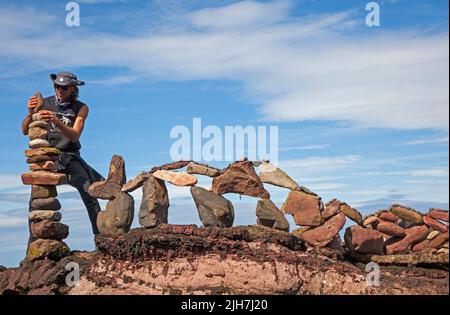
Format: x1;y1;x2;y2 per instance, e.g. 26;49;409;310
0;0;448;267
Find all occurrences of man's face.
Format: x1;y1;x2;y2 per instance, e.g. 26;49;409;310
54;84;76;101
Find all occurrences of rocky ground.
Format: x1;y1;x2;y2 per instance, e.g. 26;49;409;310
1;224;448;295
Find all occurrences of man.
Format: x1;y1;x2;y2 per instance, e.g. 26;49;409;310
21;71;104;236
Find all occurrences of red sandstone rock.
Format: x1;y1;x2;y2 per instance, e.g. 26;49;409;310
21;172;67;186
322;199;341;220
379;212;399;222
281;190;322;226
344;225;384;255
376;220;406;237
428;209;449;222
385;225;429;255
423;215;448;233
301;213;346;247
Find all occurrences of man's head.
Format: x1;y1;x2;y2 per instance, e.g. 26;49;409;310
50;71;85;102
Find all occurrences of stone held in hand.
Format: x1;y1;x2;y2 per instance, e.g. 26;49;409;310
88;155;126;200
29;160;57;172
28;127;48;141
258;161;300;190
339;203;364;226
211;160;270;199
31;220;69;240
29;210;62;222
29;139;50;149
187;162;221;178
423;215;448;233
344;225;384;255
389;204;423;225
301;212;346;247
27;239;70;262
25;147;60;157
428;208;449;222
31;185;57;198
97;192;135;235
21;171;67;186
152;170;198;186
281;190;323;226
191;186;234;228
139;175;169;228
255;199;290;232
30;197;61;210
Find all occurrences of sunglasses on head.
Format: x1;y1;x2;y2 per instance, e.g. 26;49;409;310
54;84;70;91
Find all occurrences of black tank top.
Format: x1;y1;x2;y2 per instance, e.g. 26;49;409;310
41;95;84;152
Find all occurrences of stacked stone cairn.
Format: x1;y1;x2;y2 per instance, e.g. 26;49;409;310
21;92;70;262
88;155;449;262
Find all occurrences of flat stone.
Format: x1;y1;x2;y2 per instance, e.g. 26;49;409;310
88;155;125;200
375;220;406;237
339;203;363;226
139;175;169;228
428;208;449;222
150;160;191;172
29;120;49;129
191;186;234;228
121;172;151;193
30;197;61;210
187;162;221;178
428;232;449;249
379;212;399;222
29;139;50;149
153;170;198;186
26;155;59;164
211;160;270;199
385;225;429;255
281;190;322;227
389;204;423;225
344;225;384;255
29;160;57;172
423;215;448;233
322;199;342;220
31;185;57;198
29;210;62;222
28;127;48;141
27;239;70;262
31;220;69;240
291;226;311;237
21;171;67;186
258;161;300;190
97;192;134;235
255;199;289;232
301;212;346;247
363;216;379;227
25;147;60;157
427;230;441;240
371;248;449;266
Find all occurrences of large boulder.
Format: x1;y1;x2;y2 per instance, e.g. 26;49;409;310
281;190;323;226
97;192;134;235
190;186;234;228
344;225;384;255
258;161;300;190
255;199;289;232
211;160;270;199
301;212;346;247
139;175;169;228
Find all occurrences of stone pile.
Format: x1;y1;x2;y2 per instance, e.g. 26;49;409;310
21;93;70;262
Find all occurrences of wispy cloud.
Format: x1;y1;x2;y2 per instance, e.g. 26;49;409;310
279;144;330;152
410;168;449;177
399;136;449;146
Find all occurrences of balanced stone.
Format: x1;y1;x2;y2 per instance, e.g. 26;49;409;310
152;170;198;186
139;175;169;228
281;190;322;226
389;204;423;225
427;230;441;240
363;216;379;227
29;139;50;149
255;199;289;232
423;215;448;233
322;199;342;220
122;171;151;193
88;155;125;200
428;208;449;222
25;147;60;157
379;212;399;222
339;203;363;226
28;120;49;129
21;171;67;186
31;220;69;240
191;186;234;228
28;127;48;141
31;185;57;198
301;212;346;247
344;225;384;255
291;226;311;237
30;197;61;210
187;162;221;178
375;220;406;237
27;239;70;262
29;160;57;172
211;160;270;199
26;155;59;164
258;161;300;190
97;192;134;235
385;225;429;255
29;210;62;222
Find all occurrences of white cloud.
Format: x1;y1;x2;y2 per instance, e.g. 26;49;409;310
280;155;361;170
399;136;449;146
279;144;330;151
0;1;447;129
410;168;449;177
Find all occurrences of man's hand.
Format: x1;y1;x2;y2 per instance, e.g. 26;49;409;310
39;110;60;125
27;96;38;114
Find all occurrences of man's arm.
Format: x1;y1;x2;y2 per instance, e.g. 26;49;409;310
21;112;33;135
40;105;89;143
